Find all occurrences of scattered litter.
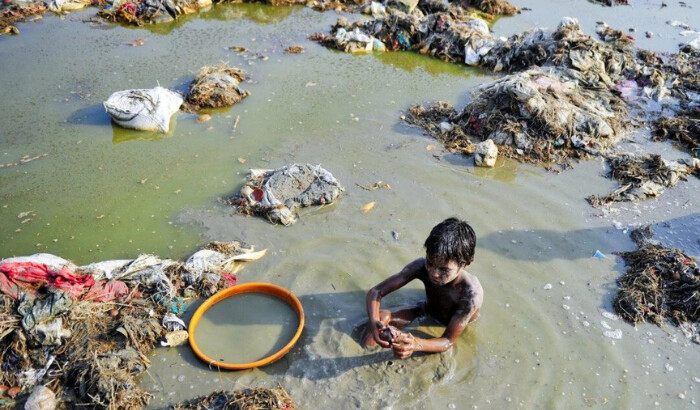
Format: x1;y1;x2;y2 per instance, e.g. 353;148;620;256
104;86;183;133
227;164;344;226
594;250;606;259
602;311;619;321
161;330;189;347
97;0;214;25
603;329;622;339
357;181;391;191
361;201;376;213
614;227;699;344
652;109;700;158
184;65;250;112
124;38;147;46
284;46;304;54
543;283;552;290
170;386;297;410
197;114;212;123
665;363;674;372
0;4;47;37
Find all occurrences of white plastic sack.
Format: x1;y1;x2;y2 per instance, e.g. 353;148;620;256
0;254;75;272
104;86;183;133
77;259;132;281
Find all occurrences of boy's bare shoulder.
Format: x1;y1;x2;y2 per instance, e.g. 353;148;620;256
462;271;483;304
402;257;426;273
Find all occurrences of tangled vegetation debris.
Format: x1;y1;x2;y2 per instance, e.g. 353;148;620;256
171;386;297;410
183;65;250;112
653;109;700;158
0;241;264;408
614;227;699;343
587;154;696;206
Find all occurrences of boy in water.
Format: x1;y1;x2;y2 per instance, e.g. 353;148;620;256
363;218;483;359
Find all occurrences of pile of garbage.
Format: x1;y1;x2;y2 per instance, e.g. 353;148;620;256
312;7;495;64
104;86;184;133
587;154;697;206
97;0;214;25
614;227;699;344
227;164;344;226
408;67;629;164
0;3;47;35
183;65;250;112
0;241;265;408
171;386;297;410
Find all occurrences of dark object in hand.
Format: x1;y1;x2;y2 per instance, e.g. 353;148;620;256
379;325;401;344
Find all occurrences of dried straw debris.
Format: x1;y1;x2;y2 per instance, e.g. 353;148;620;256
171;386;297;410
614;227;699;343
587;154;695;206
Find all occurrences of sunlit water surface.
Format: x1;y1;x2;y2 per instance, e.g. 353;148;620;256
0;1;698;408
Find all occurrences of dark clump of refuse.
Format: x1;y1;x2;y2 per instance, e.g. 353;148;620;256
587;154;696;206
614;227;699;344
226;163;344;226
589;0;628;6
183;65;250;112
170;386;297;410
653;109;700;158
0;241;265;408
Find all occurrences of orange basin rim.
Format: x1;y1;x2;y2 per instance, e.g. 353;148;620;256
188;282;305;370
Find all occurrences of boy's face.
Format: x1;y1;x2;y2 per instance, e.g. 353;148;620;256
424;256;464;286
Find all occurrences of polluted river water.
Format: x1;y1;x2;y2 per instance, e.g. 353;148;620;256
0;0;699;408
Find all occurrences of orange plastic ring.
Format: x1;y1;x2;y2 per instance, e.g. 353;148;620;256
188;282;305;370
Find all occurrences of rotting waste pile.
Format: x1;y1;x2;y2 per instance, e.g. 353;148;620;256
0;241;270;408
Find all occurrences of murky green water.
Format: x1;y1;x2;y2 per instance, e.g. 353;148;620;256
1;1;699;409
193;292;299;364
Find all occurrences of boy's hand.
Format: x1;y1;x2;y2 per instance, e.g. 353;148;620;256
391;332;421;359
370;320;391;348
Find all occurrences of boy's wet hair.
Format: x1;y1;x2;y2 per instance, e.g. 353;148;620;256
424;218;476;265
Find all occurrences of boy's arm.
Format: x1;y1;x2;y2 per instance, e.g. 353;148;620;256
366;258;423;348
392;300;477;359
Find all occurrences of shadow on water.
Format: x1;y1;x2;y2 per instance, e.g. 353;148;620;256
479;213;700;261
66;104;112;126
174;288;477;382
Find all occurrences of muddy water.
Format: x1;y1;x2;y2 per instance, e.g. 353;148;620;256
192;293;299;364
0;1;699;409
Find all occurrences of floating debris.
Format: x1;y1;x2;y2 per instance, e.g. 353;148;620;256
227;164;344;226
104;86;183;133
613;228;699;343
652;108;700;158
587;154;694;206
284;45;305;54
184;65;250;112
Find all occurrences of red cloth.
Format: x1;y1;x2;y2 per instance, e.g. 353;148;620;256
83;280;131;302
0;262;95;299
221;273;238;288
